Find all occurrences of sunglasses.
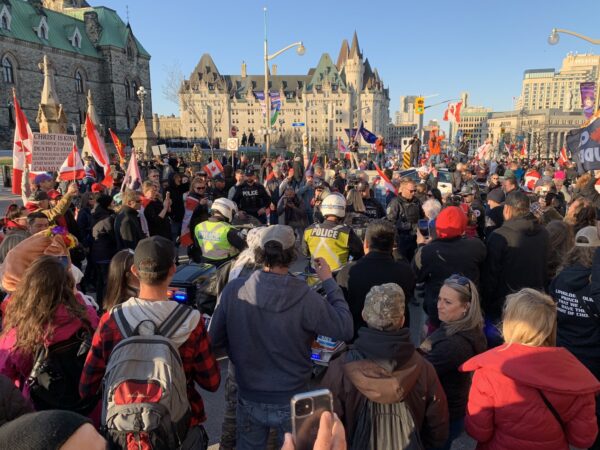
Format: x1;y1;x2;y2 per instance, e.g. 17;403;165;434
447;274;472;293
408;189;417;193
195;186;206;191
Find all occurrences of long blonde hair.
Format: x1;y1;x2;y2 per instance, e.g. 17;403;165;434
502;288;557;347
346;189;365;213
442;275;483;335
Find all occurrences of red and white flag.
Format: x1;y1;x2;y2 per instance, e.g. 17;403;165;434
57;143;85;181
306;154;318;172
558;146;569;166
337;137;351;160
121;151;142;191
203;159;223;178
11;92;33;195
524;169;541;191
521;140;528;158
443;101;463;123
180;196;201;247
85;115;113;188
374;163;397;195
475;142;491;161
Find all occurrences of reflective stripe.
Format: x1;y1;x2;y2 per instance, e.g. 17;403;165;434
303;223;350;271
194;221;239;261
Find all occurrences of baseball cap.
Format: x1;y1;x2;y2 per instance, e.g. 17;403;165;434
460;185;474;196
134;236;175;275
213;174;225;182
244;167;257;176
305;169;314;177
91;183;104;193
34;173;53;185
47;189;62;200
435;206;467;239
259;224;295;250
362;283;405;331
575;226;600;247
487;188;506;204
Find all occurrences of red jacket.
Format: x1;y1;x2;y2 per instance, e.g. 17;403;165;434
461;343;600;450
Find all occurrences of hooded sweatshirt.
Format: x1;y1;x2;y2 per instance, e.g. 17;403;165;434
321;327;448;449
550;258;600;379
461;343;600;450
209;271;353;404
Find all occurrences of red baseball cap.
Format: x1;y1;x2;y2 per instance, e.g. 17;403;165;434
435;206;467;239
47;189;62;200
91;183;104;193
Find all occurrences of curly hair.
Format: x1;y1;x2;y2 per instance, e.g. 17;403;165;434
1;256;91;355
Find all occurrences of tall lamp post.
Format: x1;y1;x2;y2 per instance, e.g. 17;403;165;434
263;6;305;159
548;28;600;112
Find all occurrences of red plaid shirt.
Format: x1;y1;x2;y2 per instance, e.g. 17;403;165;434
79;309;220;425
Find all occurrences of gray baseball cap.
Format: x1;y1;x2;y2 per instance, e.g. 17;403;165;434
259;225;295;250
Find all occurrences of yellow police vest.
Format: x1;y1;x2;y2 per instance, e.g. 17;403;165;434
194;220;239;261
303;223;350;271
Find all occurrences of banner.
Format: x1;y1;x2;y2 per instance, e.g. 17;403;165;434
567;117;600;173
360;125;378;144
254;91;281;125
580;82;596;119
31;133;77;171
344;128;359;140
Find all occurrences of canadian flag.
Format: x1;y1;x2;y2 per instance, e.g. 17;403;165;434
57;143;85;181
121;151;142;191
337;137;351;160
374;163;397;195
85;115;113;188
11;92;33;195
524;169;541;191
203;159;223;178
180;196;201;247
558;146;569;166
475;142;491;161
443;101;463;123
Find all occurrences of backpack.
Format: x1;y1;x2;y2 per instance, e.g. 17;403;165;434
102;303;195;450
346;349;424;450
27;327;97;415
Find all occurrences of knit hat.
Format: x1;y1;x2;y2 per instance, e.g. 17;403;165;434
0;410;92;450
362;283;405;331
435;206;467;239
487;188;506;204
96;194;113;210
575;226;600;247
33;173;52;185
554;170;566;180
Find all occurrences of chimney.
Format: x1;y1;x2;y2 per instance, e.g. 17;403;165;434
83;11;102;45
241;61;247;78
272;64;277;76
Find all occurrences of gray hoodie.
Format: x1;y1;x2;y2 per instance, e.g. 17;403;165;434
209;271;353;404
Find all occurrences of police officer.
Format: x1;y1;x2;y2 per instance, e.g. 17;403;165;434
357;181;385;220
302;193;363;271
232;167;271;224
386;178;424;261
193;198;246;267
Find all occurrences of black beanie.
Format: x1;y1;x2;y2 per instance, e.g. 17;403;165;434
0;410;91;450
96;194;113;210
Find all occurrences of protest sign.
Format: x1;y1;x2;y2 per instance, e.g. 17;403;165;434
31;133;77;172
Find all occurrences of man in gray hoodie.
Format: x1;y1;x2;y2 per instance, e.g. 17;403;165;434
209;224;353;450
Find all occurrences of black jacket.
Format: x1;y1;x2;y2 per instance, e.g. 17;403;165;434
484;205;504;238
386;195;423;236
115;206;145;251
412;237;486;325
420;325;486;420
337;251;415;341
482;214;550;321
550;249;600;379
363;197;385;220
232;181;271;218
143;200;171;240
91;205;116;263
166;180;189;223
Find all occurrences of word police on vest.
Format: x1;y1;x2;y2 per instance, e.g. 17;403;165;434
310;228;340;239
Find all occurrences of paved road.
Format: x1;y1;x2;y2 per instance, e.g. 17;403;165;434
0;188;475;449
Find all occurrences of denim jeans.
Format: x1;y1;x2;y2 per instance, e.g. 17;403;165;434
236;397;291;450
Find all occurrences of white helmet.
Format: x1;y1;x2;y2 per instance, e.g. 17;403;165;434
211;198;238;222
321;193;346;218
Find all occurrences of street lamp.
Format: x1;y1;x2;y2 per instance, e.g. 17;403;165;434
263;6;304;158
547;28;600;46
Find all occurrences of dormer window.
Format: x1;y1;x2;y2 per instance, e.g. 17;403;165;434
70;28;82;49
0;5;11;31
126;39;136;61
36;17;49;40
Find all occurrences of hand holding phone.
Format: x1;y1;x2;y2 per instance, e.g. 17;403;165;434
290;389;335;450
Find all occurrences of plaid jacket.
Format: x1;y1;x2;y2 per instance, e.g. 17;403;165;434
79;309;220;425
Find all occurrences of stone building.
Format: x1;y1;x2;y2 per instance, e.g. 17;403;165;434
168;33;389;152
152;113;181;140
0;0;151;148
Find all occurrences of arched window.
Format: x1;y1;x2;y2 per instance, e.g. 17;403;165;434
2;56;14;84
37;18;49;40
132;81;138;99
126;39;136;61
0;5;11;31
75;70;83;93
125;79;131;99
126;108;131;129
73;34;80;48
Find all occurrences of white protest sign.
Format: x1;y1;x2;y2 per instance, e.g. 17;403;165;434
31;133;78;172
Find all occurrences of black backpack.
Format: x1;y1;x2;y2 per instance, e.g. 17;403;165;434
26;328;98;415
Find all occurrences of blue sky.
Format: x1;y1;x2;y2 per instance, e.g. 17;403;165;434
98;0;600;124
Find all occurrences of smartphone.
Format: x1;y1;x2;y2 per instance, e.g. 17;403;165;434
417;219;430;238
291;389;333;450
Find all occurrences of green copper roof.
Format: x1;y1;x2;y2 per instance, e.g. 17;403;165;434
306;53;346;91
0;0;100;58
65;6;150;58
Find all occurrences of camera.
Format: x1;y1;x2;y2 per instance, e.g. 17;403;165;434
294;398;313;417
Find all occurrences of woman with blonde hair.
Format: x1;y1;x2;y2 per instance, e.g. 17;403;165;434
461;288;600;450
420;275;486;449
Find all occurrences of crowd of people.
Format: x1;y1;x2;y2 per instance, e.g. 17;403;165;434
0;146;599;450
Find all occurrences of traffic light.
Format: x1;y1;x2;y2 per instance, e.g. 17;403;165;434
414;97;425;115
302;133;308;148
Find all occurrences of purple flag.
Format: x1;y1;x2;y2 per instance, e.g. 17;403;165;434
580;82;596;119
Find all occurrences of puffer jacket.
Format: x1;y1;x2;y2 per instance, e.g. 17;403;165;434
321;327;449;449
461;343;600;450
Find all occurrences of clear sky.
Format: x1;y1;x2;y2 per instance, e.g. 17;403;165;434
97;0;600;125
